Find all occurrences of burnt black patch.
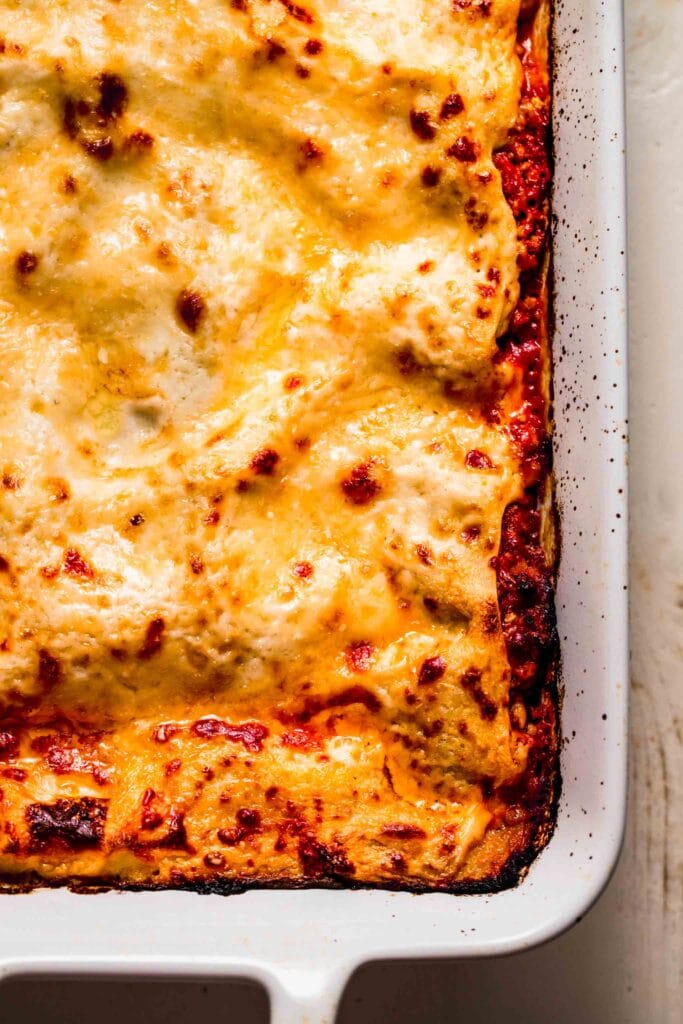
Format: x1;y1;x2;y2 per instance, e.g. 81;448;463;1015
97;72;128;120
26;798;107;850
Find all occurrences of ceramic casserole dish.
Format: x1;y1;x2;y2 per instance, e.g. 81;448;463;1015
0;0;627;1020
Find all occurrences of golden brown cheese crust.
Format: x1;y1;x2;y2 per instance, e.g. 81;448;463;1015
0;0;557;892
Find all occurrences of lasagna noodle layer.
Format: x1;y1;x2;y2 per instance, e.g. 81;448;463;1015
0;0;555;890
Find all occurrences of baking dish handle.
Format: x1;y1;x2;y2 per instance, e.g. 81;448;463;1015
265;964;352;1024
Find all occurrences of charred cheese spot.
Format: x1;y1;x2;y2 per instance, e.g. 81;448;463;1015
299;137;324;164
418;656;447;686
421;165;442;187
138;617;165;659
440;93;465;119
345;640;375;673
15;250;39;276
340;463;381;505
250;448;280;475
446;136;479;162
175;288;206;333
26;799;107;850
63;548;94;579
409;109;437;141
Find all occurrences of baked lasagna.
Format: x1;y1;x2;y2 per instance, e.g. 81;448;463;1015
0;0;557;892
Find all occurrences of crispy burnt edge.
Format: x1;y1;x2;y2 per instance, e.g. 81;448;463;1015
485;0;560;887
0;1;559;899
0;853;545;896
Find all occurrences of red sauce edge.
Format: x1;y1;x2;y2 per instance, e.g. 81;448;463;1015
492;12;558;832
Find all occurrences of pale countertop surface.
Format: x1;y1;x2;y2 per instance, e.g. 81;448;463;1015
2;1;681;1021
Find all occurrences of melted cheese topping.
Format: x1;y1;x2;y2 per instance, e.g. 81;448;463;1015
0;0;544;889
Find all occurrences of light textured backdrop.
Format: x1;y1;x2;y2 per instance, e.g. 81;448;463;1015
1;0;680;1020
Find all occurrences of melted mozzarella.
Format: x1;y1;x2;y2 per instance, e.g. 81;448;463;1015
0;0;532;887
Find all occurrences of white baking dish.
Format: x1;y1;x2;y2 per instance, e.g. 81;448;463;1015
0;2;627;1021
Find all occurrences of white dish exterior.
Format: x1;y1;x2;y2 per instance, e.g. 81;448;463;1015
0;2;627;1021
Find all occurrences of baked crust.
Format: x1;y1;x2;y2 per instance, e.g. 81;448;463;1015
0;0;557;892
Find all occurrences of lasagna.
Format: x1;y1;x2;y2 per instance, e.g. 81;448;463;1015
0;0;557;892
